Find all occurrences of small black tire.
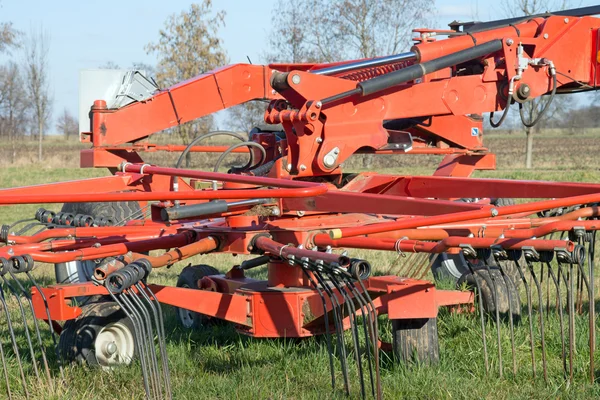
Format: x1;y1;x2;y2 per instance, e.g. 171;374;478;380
58;302;137;368
176;264;220;330
491;198;515;207
392;318;439;365
431;253;521;289
457;267;521;322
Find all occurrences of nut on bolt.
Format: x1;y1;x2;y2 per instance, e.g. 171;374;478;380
505;38;514;46
291;74;301;85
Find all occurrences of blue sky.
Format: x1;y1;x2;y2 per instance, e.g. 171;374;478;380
0;0;595;130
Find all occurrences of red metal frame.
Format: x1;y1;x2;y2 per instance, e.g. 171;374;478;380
3;11;597;348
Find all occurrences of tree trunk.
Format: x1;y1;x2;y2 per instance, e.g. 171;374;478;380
38;120;43;162
525;127;533;169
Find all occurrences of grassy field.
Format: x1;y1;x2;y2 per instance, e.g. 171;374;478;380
0;132;599;399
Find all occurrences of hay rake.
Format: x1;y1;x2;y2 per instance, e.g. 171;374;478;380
1;5;600;398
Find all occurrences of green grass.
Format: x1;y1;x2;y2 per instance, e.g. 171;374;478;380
0;133;600;398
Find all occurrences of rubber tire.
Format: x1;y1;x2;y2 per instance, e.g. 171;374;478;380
392;318;439;365
457;267;521;322
55;201;142;285
491;197;515;207
175;265;220;330
58;301;136;367
431;253;521;290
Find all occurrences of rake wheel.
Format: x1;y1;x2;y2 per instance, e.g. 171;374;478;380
175;264;221;330
392;318;439;365
58;301;137;368
458;267;521;322
55;201;142;287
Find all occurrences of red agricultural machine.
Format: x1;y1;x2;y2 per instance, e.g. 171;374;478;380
1;5;600;399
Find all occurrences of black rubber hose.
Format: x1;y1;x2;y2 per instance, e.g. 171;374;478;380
490;99;512;128
519;73;558;128
213;141;266;173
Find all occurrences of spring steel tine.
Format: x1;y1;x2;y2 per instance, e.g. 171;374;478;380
328;269;366;399
136;283;172;398
0;332;11;400
481;260;503;377
0;274;41;384
588;230;596;384
299;262;336;390
418;253;440;281
312;266;350;395
126;288;163;400
526;259;548;382
558;260;575;383
105;287;152;400
546;261;567;377
354;272;382;400
342;273;376;397
0;284;28;398
513;257;536;378
24;270;64;380
494;255;517;377
398;253;416;277
120;291;160;399
405;253;427;279
568;262;575;383
5;270;52;388
464;258;489;374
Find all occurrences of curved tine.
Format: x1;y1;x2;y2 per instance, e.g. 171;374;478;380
527;259;548;382
405;253;427;279
136;283;172;398
342;275;376;397
354;272;382;400
588;230;596;384
0;335;11;399
6;271;52;388
481;259;503;377
141;284;172;395
312;267;350;395
0;285;24;398
120;291;160;399
15;223;45;236
464;258;489;374
7;218;37;230
299;266;336;390
398;253;416;277
328;271;366;399
0;274;41;383
25;271;64;380
385;253;403;276
513;257;536;378
494;255;517;377
558;260;575;384
546;261;567;378
419;253;440;281
126;288;163;400
105;287;152;400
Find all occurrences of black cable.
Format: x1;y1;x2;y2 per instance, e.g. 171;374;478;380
519;73;558;128
213;141;267;173
489;99;512;128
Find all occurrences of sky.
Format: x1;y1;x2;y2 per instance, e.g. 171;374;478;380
0;0;596;131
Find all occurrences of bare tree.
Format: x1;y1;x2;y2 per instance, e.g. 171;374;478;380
56;108;78;140
228;101;269;132
502;0;569;168
23;27;52;162
146;1;228;165
264;0;434;167
0;62;30;162
0;1;19;53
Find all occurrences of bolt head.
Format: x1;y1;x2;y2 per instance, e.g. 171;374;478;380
300;164;307;171
291;74;301;85
564;17;569;23
316;137;323;143
315;101;322;108
543;33;549;39
323;155;335;168
506;38;514;46
286;163;292;171
271;89;277;95
333;148;339;155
